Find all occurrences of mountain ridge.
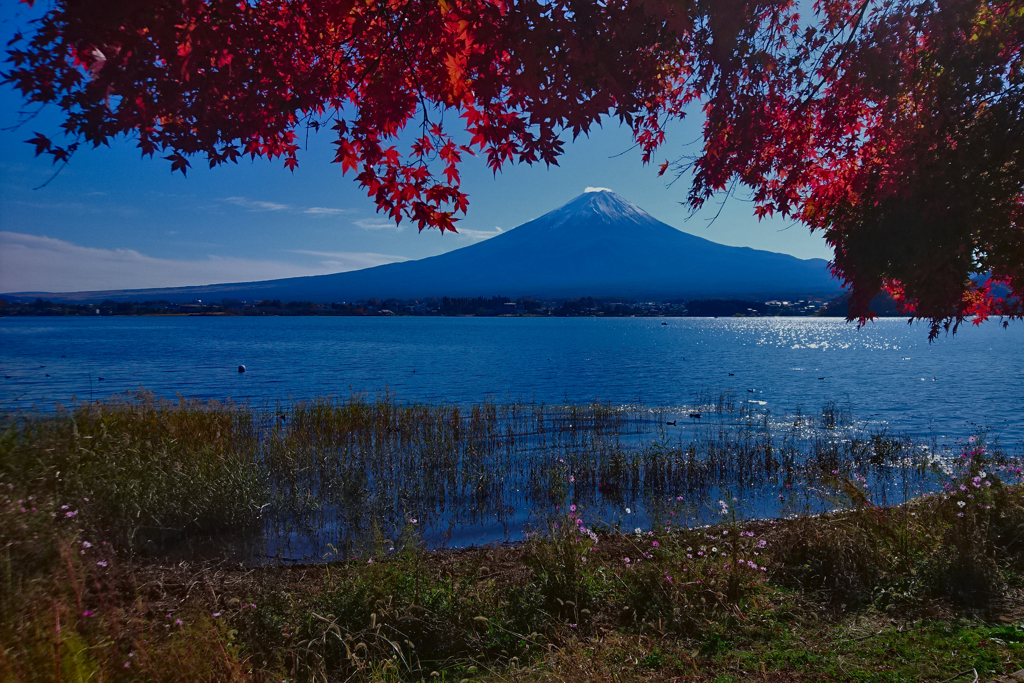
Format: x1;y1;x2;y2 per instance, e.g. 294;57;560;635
3;190;841;303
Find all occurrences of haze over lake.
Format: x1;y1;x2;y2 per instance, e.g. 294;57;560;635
2;316;1021;446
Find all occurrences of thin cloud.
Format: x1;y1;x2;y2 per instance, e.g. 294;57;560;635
222;196;291;211
290;249;409;269
304;207;352;216
9;199;139;216
354;218;402;231
0;232;373;293
455;227;504;242
220;197;368;220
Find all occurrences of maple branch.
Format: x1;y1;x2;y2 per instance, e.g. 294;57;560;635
32;158;70;190
0;103;47;132
796;0;872;109
699;178;738;227
326;3;401;98
608;141;641;158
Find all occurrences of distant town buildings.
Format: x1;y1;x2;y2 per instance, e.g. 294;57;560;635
1;295;839;318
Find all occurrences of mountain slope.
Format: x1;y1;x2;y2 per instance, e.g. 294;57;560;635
4;191;840;303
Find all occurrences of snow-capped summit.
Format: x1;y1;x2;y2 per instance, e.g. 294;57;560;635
531;190;656;233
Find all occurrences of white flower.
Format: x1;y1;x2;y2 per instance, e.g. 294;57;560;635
625;508;631;514
957;501;966;508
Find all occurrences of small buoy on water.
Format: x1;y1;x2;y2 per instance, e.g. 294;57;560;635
238;365;246;373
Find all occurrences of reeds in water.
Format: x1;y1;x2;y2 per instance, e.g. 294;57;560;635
2;390;997;564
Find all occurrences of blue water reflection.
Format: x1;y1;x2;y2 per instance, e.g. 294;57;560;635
2;316;1021;444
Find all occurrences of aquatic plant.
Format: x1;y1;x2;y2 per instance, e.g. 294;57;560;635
0;390;972;564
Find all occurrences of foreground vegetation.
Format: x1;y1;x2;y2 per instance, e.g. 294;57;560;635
2;396;1023;681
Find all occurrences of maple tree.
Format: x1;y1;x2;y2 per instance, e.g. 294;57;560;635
4;0;1022;335
673;0;1024;337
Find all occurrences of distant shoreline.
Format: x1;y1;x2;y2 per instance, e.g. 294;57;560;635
0;293;906;318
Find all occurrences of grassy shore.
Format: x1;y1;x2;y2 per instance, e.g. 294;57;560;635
2;396;1023;681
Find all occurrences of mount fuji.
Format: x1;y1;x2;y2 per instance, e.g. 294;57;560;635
7;190;841;303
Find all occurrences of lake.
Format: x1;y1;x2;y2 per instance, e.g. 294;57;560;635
2;315;1021;445
4;315;1022;560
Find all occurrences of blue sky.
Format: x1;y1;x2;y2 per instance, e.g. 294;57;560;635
0;3;832;294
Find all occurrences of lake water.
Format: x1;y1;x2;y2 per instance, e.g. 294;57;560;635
1;315;1022;444
3;316;1022;561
